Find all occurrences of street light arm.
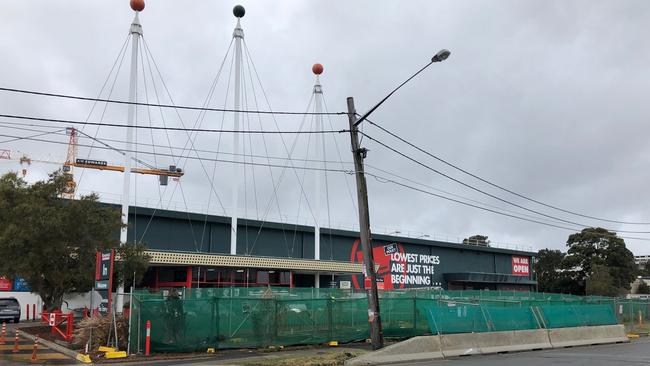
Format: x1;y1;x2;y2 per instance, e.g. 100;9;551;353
354;60;434;127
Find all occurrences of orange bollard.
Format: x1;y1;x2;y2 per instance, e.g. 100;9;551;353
1;322;5;344
13;332;19;353
31;337;38;361
145;320;151;356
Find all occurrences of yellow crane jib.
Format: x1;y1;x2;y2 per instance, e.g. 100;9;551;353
71;159;184;177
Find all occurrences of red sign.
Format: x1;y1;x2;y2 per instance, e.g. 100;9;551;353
363;276;385;290
512;256;530;276
350;240;441;290
0;277;13;291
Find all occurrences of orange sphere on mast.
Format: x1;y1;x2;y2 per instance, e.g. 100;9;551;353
130;0;145;12
312;63;324;75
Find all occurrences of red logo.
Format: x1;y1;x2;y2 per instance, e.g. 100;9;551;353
0;277;13;291
350;240;406;290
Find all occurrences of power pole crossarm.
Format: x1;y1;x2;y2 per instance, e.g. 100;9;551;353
346;97;383;350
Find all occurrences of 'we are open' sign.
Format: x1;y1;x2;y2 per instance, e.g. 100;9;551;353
512;256;530;276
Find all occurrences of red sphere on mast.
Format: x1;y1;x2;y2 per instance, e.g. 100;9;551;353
130;0;145;12
312;63;324;75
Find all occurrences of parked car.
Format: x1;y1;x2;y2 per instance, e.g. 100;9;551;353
0;298;21;323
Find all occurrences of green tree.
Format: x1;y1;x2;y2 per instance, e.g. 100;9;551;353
0;171;122;310
564;227;637;295
534;249;582;294
637;281;650;294
115;242;151;291
586;264;621;297
462;234;490;247
534;249;564;292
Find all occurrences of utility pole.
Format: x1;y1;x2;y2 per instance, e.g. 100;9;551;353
346;97;383;350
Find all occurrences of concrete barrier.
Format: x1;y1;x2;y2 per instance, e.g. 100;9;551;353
346;325;627;365
548;324;628;348
345;335;443;365
439;333;481;357
473;329;552;354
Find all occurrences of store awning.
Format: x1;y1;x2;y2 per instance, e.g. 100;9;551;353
443;272;537;285
145;250;363;274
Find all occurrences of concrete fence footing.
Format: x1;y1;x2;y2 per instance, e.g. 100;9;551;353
548;324;628;348
345;325;629;366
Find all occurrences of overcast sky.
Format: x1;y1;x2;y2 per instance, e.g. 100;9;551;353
1;1;649;255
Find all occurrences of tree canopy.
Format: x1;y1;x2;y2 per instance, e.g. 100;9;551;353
637;281;650;295
535;227;637;296
462;234;490;247
0;171;150;310
586;264;622;297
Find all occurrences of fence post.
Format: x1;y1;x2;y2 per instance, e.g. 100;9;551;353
327;297;333;342
412;297;417;332
274;297;279;343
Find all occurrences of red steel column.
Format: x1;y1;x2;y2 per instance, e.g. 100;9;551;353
186;266;192;289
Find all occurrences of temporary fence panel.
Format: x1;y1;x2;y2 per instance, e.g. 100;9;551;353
483;306;540;331
127;287;645;354
425;304;489;334
539;304;618;328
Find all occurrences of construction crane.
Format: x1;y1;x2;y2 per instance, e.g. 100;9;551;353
65;127;185;197
4;127;184;198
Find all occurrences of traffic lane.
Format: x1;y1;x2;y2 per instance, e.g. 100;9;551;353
403;338;650;366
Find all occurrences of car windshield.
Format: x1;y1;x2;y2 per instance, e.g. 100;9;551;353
0;299;18;307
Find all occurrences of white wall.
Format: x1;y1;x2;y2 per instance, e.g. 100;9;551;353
1;291;109;320
0;292;41;320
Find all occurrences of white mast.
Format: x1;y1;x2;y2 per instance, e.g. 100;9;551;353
117;2;144;311
230;5;245;255
312;64;324;288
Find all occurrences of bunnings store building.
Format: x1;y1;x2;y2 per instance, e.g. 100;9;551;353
126;206;537;292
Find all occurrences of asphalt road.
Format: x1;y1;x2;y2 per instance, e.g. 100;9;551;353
103;339;650;366
404;338;650;366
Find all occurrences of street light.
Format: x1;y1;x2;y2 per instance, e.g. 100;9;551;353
417;234;430;239
346;49;450;350
389;230;401;235
354;49;451;127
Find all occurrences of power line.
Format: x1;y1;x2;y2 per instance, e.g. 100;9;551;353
0;116;354;165
364;172;650;242
0;87;346;116
0;132;355;174
362;132;650;235
0;113;346;134
0;128;66;144
365;117;650;226
365;163;577;228
4;130;646;242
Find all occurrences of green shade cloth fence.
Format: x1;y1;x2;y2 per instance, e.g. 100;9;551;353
127;287;648;353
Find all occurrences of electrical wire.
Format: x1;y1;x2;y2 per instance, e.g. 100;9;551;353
0;86;346;116
364;171;650;242
3;130;648;242
0;113;345;134
0;132;353;174
362;132;650;235
365;117;650;226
